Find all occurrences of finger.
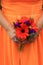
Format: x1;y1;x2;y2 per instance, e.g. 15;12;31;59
12;36;19;43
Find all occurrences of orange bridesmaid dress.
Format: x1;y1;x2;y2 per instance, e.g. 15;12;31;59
0;0;43;65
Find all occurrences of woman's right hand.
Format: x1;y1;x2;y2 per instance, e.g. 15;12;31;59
0;10;19;43
7;28;20;43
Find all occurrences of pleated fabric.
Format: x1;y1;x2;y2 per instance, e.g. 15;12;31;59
0;0;43;65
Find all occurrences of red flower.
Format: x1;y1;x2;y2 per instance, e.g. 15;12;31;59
29;18;38;32
16;23;29;40
20;17;29;23
30;18;34;24
13;17;38;41
32;24;38;32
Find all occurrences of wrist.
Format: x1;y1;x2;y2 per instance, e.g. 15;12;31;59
8;28;16;38
37;15;43;32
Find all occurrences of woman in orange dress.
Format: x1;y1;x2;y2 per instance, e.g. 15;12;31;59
0;0;43;65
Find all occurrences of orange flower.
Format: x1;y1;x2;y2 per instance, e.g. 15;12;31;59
16;23;29;40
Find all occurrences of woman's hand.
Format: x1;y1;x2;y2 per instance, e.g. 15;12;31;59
0;10;20;43
27;15;43;43
7;28;20;43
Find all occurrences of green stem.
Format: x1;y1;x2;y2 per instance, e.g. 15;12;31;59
19;44;23;51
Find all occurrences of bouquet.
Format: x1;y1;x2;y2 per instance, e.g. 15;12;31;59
13;17;38;50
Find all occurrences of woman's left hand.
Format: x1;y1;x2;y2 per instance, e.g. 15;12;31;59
27;15;43;43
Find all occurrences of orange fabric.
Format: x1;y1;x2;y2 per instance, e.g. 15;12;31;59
0;0;43;65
